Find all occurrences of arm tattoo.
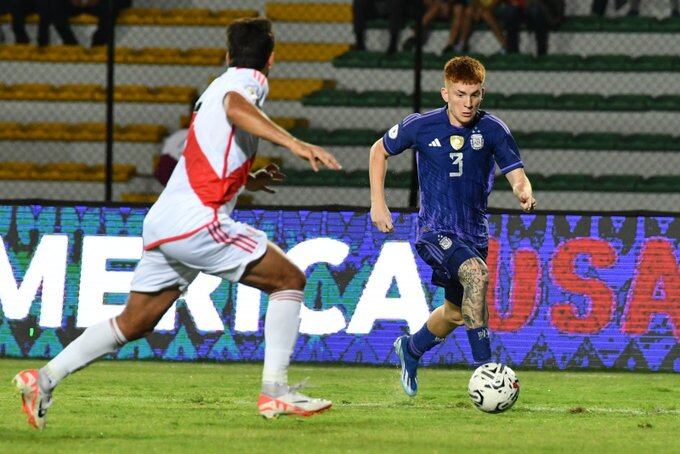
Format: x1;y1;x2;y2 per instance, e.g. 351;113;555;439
458;257;489;329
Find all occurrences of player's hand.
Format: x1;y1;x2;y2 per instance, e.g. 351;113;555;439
371;202;394;233
517;190;536;212
246;163;285;193
290;140;342;172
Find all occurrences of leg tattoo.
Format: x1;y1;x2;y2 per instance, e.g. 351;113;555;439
458;257;489;329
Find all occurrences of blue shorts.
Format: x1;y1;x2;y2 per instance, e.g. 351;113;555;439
415;232;488;306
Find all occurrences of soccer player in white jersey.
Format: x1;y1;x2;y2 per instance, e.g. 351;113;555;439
14;18;341;429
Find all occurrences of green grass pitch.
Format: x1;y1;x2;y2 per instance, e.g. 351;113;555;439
1;359;678;453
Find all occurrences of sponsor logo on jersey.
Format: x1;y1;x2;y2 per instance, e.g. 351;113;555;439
388;124;399;139
438;235;453;250
450;135;464;150
428;138;441;147
471;133;484;150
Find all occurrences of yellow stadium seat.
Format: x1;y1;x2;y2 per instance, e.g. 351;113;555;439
121;192;160;204
266;3;352;22
269;78;336;100
252;156;284;171
275;43;350;62
271;117;310;130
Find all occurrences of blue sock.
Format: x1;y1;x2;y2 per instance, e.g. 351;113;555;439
407;325;444;359
466;327;491;363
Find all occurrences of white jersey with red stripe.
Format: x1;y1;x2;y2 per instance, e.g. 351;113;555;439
142;67;269;251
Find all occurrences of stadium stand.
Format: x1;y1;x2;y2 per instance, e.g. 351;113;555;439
0;0;678;210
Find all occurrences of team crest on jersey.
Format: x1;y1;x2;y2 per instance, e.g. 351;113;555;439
450;135;464;150
471;133;484;150
438;235;453;250
388;124;399;139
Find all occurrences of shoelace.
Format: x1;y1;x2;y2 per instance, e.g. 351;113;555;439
286;377;310;394
286;378;328;403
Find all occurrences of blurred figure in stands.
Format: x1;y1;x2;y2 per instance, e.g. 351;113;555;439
154;97;198;186
501;0;564;57
154;126;187;186
401;0;450;52
592;0;679;17
352;0;413;54
591;0;627;16
0;1;8;43
8;0;76;46
69;0;132;47
442;0;507;55
441;1;474;54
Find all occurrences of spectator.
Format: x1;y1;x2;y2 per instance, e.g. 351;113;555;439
442;0;474;54
154;126;187;186
0;1;8;43
502;0;564;57
47;0;79;45
591;0;627;16
8;0;82;46
153;97;197;186
401;0;450;52
8;0;43;45
69;0;132;47
592;0;679;17
352;0;414;54
443;0;507;54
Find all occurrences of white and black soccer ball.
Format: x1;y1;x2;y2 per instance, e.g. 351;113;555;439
468;362;520;413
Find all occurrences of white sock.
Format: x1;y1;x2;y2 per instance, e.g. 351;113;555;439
262;290;303;393
40;318;127;392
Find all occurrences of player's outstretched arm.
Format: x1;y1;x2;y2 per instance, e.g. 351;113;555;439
505;168;536;212
224;92;341;172
369;138;394;233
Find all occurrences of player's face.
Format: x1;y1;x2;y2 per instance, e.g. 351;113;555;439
441;81;484;127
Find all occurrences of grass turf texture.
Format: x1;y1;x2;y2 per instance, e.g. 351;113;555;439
1;359;678;453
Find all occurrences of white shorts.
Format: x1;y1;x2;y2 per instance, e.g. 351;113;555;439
130;215;268;292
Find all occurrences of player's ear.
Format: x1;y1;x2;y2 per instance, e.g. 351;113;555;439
266;52;275;69
480;87;485;101
440;86;449;103
226;51;232;66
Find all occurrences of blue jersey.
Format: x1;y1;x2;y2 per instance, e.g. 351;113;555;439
382;107;523;248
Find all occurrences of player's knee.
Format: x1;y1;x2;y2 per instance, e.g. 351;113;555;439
117;313;154;341
271;264;306;293
287;266;306;291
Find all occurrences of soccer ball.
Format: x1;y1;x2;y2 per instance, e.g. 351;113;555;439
468;362;520;413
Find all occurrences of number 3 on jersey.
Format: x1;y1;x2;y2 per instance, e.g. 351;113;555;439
449;152;463;177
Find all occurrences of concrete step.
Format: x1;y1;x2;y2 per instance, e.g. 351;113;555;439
264;101;680;134
0;175;164;202
4;97;676;135
12;19;679;56
260;142;680;178
0;140;159;174
3;58;679;97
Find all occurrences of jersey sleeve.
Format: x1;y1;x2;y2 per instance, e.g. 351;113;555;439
382;113;420;156
492;124;524;174
223;71;265;106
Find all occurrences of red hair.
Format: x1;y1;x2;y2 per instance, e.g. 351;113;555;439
444;56;486;85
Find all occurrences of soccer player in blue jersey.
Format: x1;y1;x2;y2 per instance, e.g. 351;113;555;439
369;56;536;397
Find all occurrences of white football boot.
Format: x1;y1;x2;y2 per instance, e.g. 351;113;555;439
13;369;53;430
258;382;331;419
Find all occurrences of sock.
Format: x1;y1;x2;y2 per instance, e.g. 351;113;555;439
407;324;444;359
40;318;127;392
466;327;491;363
262;290;303;396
